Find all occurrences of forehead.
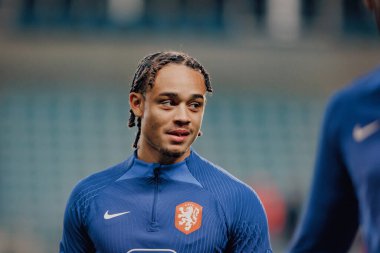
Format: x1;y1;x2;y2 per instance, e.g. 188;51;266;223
149;64;206;96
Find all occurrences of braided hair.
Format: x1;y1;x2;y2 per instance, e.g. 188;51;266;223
128;51;213;148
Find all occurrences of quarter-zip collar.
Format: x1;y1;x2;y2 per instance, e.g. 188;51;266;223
117;150;202;188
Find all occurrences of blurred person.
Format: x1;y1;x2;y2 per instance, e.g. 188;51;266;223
287;1;380;252
59;51;272;253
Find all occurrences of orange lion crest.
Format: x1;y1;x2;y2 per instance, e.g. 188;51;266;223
175;201;203;235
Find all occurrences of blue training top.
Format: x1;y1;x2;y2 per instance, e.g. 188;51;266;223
60;149;272;253
288;66;380;253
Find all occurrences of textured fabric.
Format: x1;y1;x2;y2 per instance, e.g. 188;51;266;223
60;149;272;253
288;66;380;253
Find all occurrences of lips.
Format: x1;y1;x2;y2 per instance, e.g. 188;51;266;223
167;129;190;143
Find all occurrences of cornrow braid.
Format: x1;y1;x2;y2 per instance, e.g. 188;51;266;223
128;51;213;148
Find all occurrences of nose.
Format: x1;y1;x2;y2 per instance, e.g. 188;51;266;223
174;104;190;126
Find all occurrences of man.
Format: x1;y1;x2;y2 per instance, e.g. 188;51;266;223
287;1;380;252
60;51;272;253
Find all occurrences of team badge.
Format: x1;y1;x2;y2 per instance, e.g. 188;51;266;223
175;201;202;235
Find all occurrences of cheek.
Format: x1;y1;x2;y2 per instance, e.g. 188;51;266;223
192;113;204;129
143;110;168;129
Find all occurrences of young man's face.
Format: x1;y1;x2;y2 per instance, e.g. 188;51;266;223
130;64;207;164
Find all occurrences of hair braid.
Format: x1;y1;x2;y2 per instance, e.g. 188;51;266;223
128;51;213;148
132;118;141;148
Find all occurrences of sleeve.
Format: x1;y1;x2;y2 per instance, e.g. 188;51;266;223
226;187;273;253
287;92;359;253
59;189;95;253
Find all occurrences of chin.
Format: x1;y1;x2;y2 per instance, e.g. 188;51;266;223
161;146;189;159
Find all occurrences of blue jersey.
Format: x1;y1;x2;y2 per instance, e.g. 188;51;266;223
288;66;380;253
60;149;272;253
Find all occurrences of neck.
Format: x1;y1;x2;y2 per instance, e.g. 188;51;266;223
136;146;190;165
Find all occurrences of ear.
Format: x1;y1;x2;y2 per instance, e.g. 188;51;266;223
129;92;144;117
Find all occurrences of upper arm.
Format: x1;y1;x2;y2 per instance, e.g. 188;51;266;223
288;94;359;253
227;188;272;253
60;192;95;253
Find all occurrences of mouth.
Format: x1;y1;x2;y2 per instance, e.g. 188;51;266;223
167;129;191;143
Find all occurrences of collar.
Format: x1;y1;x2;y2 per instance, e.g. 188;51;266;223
116;150;202;188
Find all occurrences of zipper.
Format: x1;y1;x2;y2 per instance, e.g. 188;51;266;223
148;167;160;232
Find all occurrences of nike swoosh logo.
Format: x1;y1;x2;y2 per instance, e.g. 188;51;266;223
353;120;380;142
104;210;130;220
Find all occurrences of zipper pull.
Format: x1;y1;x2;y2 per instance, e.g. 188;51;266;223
148;166;161;232
154;167;160;179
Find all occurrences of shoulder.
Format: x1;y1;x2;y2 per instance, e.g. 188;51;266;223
187;152;271;250
187;151;265;214
187;150;255;192
321;66;380;134
66;156;133;211
330;66;380;108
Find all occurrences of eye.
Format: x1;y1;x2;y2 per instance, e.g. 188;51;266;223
160;99;175;107
189;102;203;111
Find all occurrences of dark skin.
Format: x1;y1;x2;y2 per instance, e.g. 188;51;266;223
129;64;206;165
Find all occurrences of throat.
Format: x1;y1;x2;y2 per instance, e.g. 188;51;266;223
137;144;189;164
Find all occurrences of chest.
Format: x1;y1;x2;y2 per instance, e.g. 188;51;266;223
86;180;228;253
343;118;380;194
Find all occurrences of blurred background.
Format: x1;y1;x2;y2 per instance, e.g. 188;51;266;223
0;0;379;252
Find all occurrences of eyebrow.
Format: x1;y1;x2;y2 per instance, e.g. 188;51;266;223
158;92;205;100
